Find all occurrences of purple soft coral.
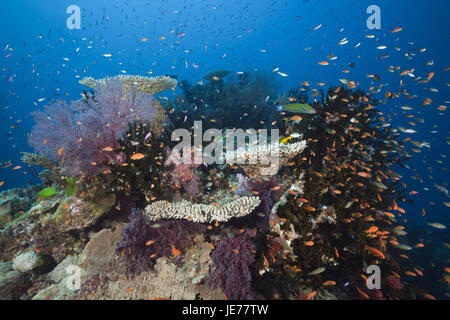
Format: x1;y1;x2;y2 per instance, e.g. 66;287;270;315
28;77;157;177
116;208;203;273
209;230;258;300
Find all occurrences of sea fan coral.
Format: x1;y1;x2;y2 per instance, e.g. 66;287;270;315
116;208;203;273
28;77;157;177
209;230;258;300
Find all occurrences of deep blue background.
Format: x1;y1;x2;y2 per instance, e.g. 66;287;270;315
0;0;448;229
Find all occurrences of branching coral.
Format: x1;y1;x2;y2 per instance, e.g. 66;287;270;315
144;196;261;224
28;77;158;177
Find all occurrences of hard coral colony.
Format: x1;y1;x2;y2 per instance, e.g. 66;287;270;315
0;4;448;302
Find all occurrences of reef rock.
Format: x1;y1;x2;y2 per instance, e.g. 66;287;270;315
79;223;125;275
75;235;223;300
0;201;11;228
0;186;41;228
12;251;41;272
51;187;116;232
0;261;29;299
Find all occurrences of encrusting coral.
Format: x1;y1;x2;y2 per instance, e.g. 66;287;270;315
79;74;177;95
144;196;261;223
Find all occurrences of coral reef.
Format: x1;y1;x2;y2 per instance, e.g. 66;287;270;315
3;66;425;301
255;85;413;300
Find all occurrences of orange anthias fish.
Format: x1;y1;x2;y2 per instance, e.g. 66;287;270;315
171;244;181;256
365;245;385;259
306;291;317;300
130;153;145;160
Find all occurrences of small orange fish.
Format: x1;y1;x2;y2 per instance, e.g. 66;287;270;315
304;241;315;246
365;245;385;259
322;280;336;286
262;253;269;268
290;115;302;121
357;172;371;178
171;244;181;256
57;146;64;157
306;291;317;300
146;240;155;246
392;199;398;211
391;27;402;33
126;288;134;293
318;61;329;66
102;146;114;152
422;293;436;300
130;153;145;160
356;286;369;299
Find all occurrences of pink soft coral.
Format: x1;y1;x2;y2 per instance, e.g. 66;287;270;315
387;275;404;291
28;77;157;177
164;147;201;199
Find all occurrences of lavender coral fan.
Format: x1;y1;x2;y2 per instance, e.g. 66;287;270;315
116;208;203;273
28;77;157;177
209;230;258;300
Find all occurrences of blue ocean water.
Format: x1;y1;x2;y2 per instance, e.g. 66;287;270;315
0;0;448;299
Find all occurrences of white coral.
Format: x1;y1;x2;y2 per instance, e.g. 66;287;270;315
79;74;177;95
225;140;306;178
144;196;261;223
